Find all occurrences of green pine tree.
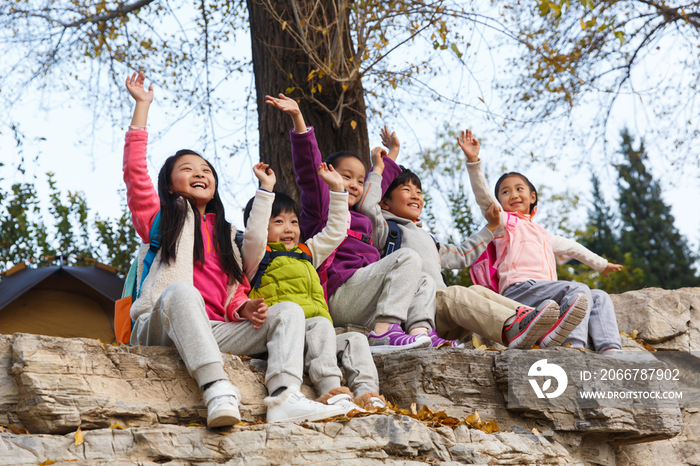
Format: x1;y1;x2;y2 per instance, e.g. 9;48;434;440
615;129;699;289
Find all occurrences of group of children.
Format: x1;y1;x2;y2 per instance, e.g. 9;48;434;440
123;72;624;428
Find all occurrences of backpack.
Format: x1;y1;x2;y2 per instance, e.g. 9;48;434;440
114;212;162;345
382;220;438;258
469;213;518;292
251;243;314;289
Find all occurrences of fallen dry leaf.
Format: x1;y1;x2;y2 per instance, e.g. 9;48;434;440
109;423;126;430
38;461;55;466
74;427;84;446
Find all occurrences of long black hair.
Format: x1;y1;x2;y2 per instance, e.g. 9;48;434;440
494;172;538;214
156;149;244;283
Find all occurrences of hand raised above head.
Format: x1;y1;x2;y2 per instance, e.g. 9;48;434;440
253;162;276;192
125;71;154;103
457;128;480;162
318;163;344;192
370;146;387;175
380;125;400;161
265;93;300;116
265;93;307;133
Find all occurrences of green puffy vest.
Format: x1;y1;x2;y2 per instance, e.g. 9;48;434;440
249;242;332;323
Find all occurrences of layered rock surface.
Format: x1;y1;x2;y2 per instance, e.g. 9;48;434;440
0;286;698;464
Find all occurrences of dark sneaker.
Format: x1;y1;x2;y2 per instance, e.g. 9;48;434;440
427;329;464;348
538;293;589;348
503;300;560;349
367;324;432;354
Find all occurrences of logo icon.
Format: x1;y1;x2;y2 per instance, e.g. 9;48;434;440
528;359;568;399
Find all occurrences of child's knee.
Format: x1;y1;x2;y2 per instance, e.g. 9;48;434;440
390;248;421;268
267;302;305;326
161;282;203;317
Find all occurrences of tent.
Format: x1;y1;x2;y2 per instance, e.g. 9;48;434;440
0;262;123;342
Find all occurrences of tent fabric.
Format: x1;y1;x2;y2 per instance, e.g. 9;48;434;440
0;290;116;342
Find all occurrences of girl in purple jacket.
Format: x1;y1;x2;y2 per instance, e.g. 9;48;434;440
266;94;461;352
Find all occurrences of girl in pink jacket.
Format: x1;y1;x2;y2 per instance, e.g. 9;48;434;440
123;72;346;427
460;129;623;354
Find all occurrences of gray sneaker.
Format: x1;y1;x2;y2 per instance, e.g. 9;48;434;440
503;300;560;349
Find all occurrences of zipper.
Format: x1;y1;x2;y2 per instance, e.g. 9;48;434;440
203;216;211;254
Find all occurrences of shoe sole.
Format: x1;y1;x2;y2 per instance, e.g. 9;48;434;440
508;303;560;350
267;404;347;423
369;335;432;354
207;409;241;428
540;295;588;347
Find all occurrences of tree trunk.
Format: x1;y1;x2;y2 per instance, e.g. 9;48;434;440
246;0;370;201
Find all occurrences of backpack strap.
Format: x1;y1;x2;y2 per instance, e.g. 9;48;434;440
383;220;402;256
137;211;162;298
251;245;314;289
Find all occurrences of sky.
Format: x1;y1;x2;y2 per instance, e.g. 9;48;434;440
1;4;699;260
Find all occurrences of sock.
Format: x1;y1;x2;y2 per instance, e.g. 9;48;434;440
201;379;225;392
272;386;288;397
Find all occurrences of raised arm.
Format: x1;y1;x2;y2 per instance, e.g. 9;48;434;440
357;147;391;248
241;180;275;280
266;93;327;238
459;128;503;219
126;72;153;127
123;72;158;242
306;163;349;267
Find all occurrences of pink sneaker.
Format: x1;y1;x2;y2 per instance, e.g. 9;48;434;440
367;324;432;353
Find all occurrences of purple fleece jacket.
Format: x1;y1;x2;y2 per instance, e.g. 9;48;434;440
290;127;401;297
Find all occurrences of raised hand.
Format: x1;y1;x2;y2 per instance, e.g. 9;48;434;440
457;129;480;162
485;203;501;232
370;146;387;175
601;262;624;277
318;163;344;192
240;298;268;329
253;162;276;192
380;125;400;161
265;93;307;133
125;72;153;103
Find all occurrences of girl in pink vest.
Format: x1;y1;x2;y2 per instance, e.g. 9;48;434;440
460;129;623;354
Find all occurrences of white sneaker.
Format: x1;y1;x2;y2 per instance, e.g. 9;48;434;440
326;393;366;415
203;380;241;428
368;396;386;409
265;388;347;423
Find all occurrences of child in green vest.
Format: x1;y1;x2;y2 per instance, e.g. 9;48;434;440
243;162;386;412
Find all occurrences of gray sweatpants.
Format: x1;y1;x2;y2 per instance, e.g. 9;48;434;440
503;279;622;352
328;248;436;331
131;281;306;394
304;317;379;396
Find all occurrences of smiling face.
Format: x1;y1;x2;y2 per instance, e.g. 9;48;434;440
169;154;216;214
380;181;424;222
333;157;366;207
267;210;301;250
496;175;537;216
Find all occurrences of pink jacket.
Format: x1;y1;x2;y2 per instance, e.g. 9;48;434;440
123;129;249;322
493;212;557;294
466;159;608;294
